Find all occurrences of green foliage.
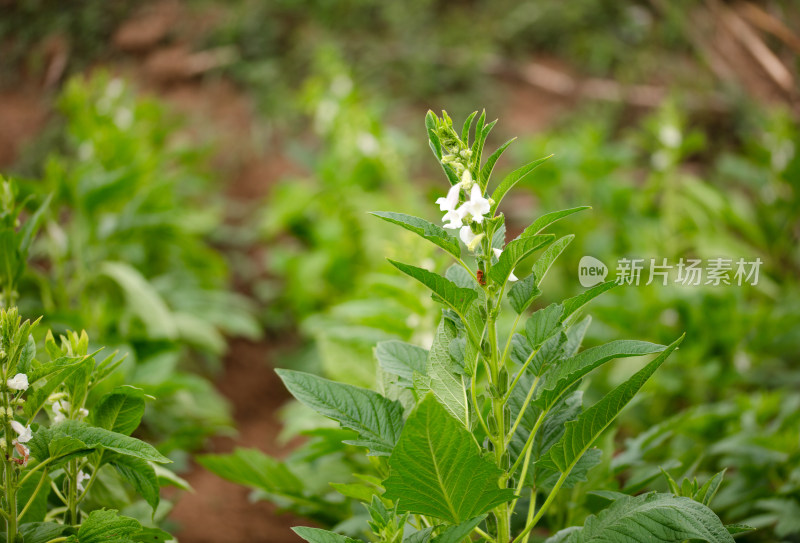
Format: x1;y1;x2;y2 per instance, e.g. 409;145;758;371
510;100;799;540
0;307;177;541
9;74;261;453
544;493;734;543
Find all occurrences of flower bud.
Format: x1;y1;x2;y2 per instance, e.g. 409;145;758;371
467;233;485;253
460;169;473;190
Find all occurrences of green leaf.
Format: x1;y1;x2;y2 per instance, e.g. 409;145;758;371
330;481;378;502
19;194;52;255
383;395;515;524
532;235;574;287
429;130;443;160
538;448;602;490
371;212;460;258
106;453;160;513
375;340;428;386
432;515;487;543
19;522;68;543
131;528;173;542
557;492;734;543
461;111;478;143
535;340;666;410
153;464;191;491
480;138;516;186
405;527;435;543
76;509;142;543
474;118;497;181
276;369;404;456
25;355;82;388
100;261;178;340
293;527;360;543
725;524;755;535
488;234;554;286
521;206;591;237
388;260;477;316
490;155;551;214
561;281;618;323
425;110;437;132
543;337;683;474
24;357;87;418
92;386;146;436
507;273;541;314
525;304;564;348
198;448;303;496
696;470;726;506
17;470;51;523
47;421;170;464
425;319;468;426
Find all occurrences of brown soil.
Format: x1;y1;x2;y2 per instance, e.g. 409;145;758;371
169;338;315;543
0;85;50;169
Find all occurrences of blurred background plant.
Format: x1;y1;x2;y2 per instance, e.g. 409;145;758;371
0;0;798;540
7;73;261;463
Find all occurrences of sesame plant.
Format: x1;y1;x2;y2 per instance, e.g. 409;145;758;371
207;110;749;542
0;307;174;542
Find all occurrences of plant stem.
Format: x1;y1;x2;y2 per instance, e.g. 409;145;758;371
66;459;78;525
520;489;536;543
506;376;539;446
474;526;497;543
4;459;16;541
512;470;569;543
3;385;17;541
17;457;53;488
487;294;511;543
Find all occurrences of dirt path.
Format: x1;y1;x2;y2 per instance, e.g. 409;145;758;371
169;338;312;543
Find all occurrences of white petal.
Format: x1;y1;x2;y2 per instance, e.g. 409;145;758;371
493;248;503;258
460;226;477;245
509;271;518;282
10;421;32;443
442;209;464;229
7;373;28;391
437;183;462;212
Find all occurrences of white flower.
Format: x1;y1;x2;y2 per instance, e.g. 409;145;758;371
659;125;682;148
458;185;491;224
442;208;466;229
436;182;462;212
7;373;28;391
114;107;133;130
460;225;477;245
493;248;518;281
106;78;125;100
79;408;89;419
77;470;90;492
52;400;70;423
356;132;380;157
9;420;32;443
460;226;485;253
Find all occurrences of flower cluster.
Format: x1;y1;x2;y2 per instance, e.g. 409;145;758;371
436;171;491;249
